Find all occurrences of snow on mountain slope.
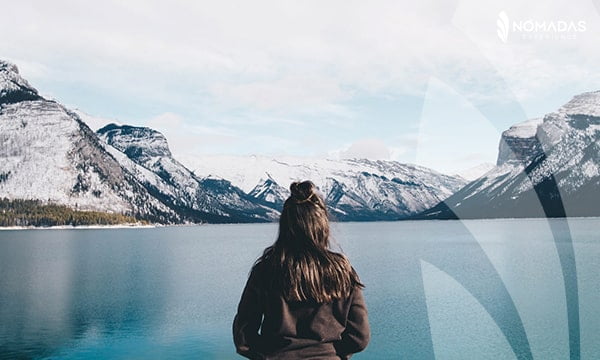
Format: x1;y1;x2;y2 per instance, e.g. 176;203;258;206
179;154;467;220
0;61;177;222
559;90;600;117
504;118;542;138
248;175;288;206
419;90;600;219
0;101;115;208
99;124;172;161
97;124;278;222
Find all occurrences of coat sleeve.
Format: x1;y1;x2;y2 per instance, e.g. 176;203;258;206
334;287;371;359
233;267;265;360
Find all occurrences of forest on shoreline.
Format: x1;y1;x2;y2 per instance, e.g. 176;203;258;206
0;198;142;227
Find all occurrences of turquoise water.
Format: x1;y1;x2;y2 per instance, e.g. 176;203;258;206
0;219;598;359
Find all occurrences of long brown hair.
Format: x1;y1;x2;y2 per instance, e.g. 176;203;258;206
256;180;363;303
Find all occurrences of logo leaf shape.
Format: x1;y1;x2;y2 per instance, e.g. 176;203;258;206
497;11;509;43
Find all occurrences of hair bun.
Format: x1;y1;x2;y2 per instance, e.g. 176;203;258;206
290;181;316;203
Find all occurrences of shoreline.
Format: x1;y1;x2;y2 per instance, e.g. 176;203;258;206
0;223;157;231
1;216;599;231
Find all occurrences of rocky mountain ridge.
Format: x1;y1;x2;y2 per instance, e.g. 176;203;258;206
419;90;600;219
179;155;467;220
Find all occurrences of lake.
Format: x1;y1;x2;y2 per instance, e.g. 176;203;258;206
0;218;599;359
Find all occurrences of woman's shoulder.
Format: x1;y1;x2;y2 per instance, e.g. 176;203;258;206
250;259;268;277
250;246;274;271
248;257;276;288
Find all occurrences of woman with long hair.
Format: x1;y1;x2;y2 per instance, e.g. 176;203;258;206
233;181;370;359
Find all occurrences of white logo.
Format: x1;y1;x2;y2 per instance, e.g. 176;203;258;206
497;11;509;43
496;10;586;43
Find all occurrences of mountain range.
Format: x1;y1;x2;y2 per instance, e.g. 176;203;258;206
0;60;466;223
178;154;466;221
2;59;598;223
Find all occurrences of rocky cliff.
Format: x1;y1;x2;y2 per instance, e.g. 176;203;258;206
419;90;600;219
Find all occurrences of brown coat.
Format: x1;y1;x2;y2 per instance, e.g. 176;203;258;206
233;263;370;359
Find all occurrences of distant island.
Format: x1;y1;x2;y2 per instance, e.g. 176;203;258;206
1;59;599;226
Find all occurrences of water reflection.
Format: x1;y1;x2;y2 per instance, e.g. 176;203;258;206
0;229;174;359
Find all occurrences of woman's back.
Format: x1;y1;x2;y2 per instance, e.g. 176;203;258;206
233;181;370;359
234;260;369;359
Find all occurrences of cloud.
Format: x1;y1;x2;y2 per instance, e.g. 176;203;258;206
145;112;183;130
217;114;304;127
143;112;236;138
210;74;347;111
6;0;598;109
3;0;598;111
452;0;600;102
9;59;49;79
329;138;405;161
2;0;599;173
140;112;239;156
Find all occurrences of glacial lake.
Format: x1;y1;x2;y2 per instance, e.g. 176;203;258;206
0;218;599;359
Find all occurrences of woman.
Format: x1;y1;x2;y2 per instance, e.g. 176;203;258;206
233;181;370;359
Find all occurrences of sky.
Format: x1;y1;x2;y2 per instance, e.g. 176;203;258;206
1;0;600;175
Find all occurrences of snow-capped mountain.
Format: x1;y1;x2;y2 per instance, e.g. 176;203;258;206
96;124;278;223
0;58;468;223
419;90;600;219
0;59;275;224
0;60;176;223
179;155;467;220
0;61;41;104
